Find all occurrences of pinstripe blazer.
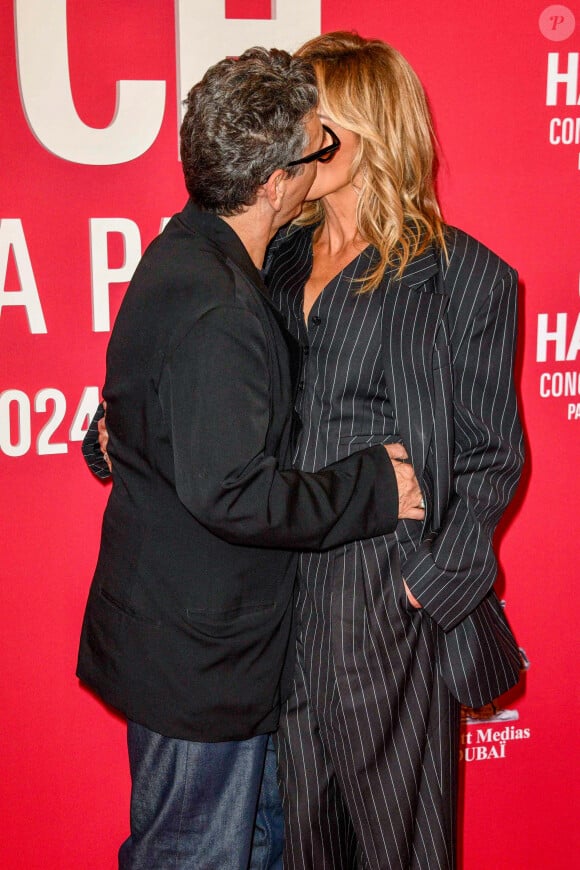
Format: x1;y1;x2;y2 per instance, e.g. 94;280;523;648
268;225;524;708
375;227;523;707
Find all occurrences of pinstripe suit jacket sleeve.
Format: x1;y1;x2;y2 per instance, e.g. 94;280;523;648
82;402;111;479
399;230;524;634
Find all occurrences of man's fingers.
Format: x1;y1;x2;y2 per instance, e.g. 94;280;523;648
385;443;408;461
392;468;425;520
97;417;109;454
385;443;426;520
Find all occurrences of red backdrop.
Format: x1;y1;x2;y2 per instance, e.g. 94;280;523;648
1;2;579;867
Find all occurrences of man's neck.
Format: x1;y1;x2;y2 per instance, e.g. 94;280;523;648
221;209;276;270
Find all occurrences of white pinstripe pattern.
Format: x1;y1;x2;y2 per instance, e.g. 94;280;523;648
267;224;523;869
268;236;459;868
81;405;110;479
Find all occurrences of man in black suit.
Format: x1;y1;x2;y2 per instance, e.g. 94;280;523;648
77;48;424;869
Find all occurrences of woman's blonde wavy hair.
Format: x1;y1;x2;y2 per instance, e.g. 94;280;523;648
294;32;447;292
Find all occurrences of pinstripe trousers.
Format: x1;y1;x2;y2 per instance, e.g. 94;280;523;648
276;539;460;870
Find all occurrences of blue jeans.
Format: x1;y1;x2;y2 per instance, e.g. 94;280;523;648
250;736;283;870
119;721;283;869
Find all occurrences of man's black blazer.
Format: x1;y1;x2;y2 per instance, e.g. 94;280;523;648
77;201;398;742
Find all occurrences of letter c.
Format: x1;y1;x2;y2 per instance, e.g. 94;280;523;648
15;0;166;165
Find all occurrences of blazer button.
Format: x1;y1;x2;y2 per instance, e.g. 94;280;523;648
311;315;322;325
298;381;304;390
303;346;309;355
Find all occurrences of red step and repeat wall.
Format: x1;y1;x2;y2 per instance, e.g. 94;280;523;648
1;1;578;867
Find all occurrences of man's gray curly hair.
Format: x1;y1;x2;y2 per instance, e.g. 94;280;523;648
180;47;318;216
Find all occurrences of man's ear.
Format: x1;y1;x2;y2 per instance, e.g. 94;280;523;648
261;168;287;212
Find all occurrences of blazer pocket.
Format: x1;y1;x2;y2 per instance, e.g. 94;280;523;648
98;587;162;627
390;547;421;617
337;433;401;443
184;602;277;639
336;434;402;462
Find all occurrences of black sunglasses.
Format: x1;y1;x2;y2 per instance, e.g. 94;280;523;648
286;124;341;168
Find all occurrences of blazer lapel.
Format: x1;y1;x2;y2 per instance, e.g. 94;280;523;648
381;247;449;479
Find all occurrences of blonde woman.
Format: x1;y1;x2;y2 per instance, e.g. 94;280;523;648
267;32;523;869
